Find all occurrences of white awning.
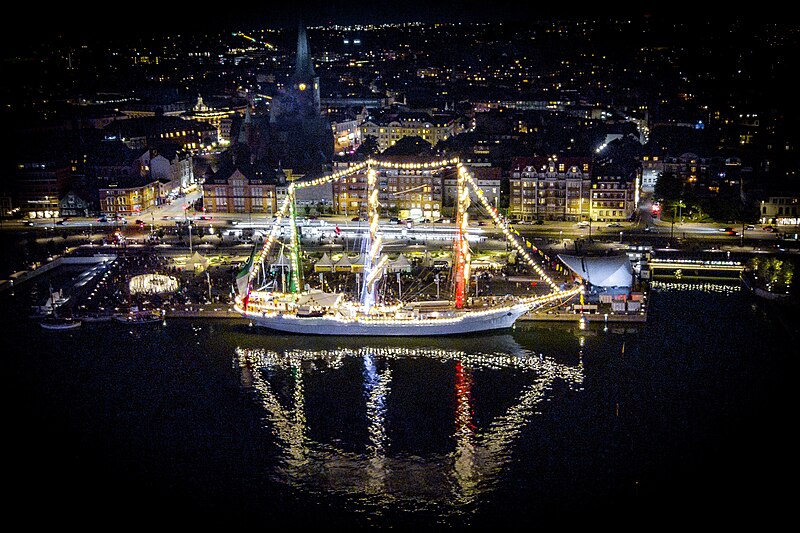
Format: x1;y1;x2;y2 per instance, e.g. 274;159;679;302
314;253;335;271
557;254;633;288
388;253;412;272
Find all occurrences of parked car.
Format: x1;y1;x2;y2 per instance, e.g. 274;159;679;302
607;222;622;228
576;221;589;228
533;219;544;225
24;220;34;226
351;216;361;222
745;224;755;230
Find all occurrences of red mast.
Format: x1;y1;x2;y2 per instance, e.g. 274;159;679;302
453;164;470;309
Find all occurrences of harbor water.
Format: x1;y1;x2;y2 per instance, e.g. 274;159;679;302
4;282;794;528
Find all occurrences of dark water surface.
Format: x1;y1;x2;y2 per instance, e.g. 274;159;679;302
5;285;794;528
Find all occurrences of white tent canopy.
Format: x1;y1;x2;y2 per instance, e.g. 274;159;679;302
314;253;335;272
334;254;353;271
183;251;208;270
558;254;633;288
387;254;412;272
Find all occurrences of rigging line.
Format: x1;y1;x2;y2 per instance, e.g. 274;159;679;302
389;184;428;196
461;168;560;291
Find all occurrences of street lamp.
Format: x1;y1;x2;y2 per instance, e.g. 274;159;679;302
619;230;623;244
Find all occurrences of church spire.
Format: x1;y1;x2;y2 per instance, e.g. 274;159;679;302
295;20;316;79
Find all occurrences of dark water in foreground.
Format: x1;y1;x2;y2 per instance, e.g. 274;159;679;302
4;285;795;528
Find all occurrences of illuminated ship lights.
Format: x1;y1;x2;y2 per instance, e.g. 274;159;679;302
236;156;582;328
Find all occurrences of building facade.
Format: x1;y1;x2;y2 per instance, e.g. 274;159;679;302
202;168;279;215
361;111;459;153
99;181;160;216
139;147;195;195
759;196;800;225
443;166;501;213
590;174;636;222
332;170;369;217
15;160;71;218
509;156;592;221
640;152;722;192
328;106;367;154
181;95;245;144
59;190;91;217
104;116;217;152
330;161;449;220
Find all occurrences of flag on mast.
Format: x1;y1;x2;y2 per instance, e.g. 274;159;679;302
236;246;257;297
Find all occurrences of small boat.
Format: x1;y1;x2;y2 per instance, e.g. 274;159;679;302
76;313;114;323
34;286;70;315
114;310;163;324
40;317;82;330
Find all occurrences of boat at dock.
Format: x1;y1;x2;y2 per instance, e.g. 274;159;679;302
114;309;164;324
75;312;114;323
235;158;582;336
40;316;82;330
38;284;81;330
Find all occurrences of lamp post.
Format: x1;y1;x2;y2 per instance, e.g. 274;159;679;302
670;203;676;240
740;221;745;247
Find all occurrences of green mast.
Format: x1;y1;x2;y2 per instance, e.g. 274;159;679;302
288;187;304;294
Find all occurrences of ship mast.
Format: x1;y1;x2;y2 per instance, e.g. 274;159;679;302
453;164;471;309
288;186;304;294
360;164;387;312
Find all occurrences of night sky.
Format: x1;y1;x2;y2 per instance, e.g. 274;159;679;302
6;1;794;46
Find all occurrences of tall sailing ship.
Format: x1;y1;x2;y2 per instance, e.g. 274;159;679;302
234;158;582;336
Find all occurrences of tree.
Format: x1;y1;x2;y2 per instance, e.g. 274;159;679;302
654;171;683;205
356;135;380;157
749;257;795;292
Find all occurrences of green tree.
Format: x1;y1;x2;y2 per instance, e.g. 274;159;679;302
654;171;683;205
750;257;794;291
356;135;380;156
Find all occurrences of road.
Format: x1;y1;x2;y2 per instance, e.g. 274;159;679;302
3;198;798;253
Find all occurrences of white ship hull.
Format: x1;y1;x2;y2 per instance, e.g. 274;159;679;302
240;303;530;336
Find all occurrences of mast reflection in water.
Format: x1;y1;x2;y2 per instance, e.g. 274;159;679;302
235;336;584;517
7;284;792;528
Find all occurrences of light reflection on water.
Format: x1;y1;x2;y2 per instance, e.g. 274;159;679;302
235;336;584;518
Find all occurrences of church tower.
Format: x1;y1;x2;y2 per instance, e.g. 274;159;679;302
291;21;321;113
265;19;333;174
271;20;321;123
